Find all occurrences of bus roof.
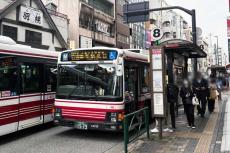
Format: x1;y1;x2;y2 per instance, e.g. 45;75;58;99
123;49;149;63
0;36;58;60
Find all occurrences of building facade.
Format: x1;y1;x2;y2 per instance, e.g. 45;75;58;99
0;0;68;51
116;0;130;49
123;0;146;49
44;0;116;49
148;0;191;43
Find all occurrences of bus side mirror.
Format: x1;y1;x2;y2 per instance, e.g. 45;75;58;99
116;65;122;76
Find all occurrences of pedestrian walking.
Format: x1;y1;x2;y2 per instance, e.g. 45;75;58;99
180;79;196;128
193;72;209;118
208;79;218;113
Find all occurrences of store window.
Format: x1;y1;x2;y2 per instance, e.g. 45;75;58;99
3;25;18;41
0;56;18;97
21;63;41;93
25;30;42;45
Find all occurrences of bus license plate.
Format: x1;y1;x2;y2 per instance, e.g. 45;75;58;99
75;122;88;130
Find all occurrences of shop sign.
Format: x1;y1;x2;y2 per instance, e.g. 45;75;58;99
80;36;92;48
95;20;110;35
19;5;43;26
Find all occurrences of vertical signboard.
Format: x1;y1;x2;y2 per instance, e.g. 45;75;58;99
150;47;165;117
229;0;230;12
80;36;93;48
228;39;230;63
227;18;230;37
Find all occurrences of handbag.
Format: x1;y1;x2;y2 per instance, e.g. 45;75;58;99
209;89;217;100
192;96;199;105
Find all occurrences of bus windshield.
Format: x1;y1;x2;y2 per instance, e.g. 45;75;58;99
56;64;123;101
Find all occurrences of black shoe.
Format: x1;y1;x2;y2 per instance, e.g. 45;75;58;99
201;114;204;118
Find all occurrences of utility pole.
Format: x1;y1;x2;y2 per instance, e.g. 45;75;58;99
191;9;197;72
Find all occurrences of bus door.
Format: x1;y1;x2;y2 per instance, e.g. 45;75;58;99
0;56;19;136
18;63;43;130
43;65;57;123
124;66;138;113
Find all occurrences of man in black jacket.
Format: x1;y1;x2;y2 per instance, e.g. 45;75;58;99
167;83;179;129
193;72;209;118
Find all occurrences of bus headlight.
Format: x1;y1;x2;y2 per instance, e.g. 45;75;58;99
55;108;62;118
110;113;117;123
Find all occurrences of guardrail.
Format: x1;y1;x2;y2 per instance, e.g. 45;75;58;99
124;107;150;153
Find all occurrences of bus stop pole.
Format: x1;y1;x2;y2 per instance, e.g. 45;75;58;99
159;118;163;139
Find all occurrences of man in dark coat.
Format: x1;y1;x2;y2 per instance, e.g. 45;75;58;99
193;72;209;118
167;83;179;129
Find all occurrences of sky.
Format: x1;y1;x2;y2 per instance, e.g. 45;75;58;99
166;0;229;54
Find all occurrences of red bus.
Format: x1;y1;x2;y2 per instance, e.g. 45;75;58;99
54;48;151;131
0;36;58;136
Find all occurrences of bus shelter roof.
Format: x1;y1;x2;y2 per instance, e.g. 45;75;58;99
209;66;227;73
161;39;207;58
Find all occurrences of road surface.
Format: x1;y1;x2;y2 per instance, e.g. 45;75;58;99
0;124;123;153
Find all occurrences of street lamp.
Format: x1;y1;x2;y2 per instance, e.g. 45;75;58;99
214;36;219;65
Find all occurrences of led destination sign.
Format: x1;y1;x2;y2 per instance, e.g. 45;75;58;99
61;50;118;61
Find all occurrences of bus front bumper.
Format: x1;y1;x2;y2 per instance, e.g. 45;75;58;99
54;119;123;131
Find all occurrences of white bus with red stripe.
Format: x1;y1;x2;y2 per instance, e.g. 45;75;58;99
54;47;151;131
0;36;58;136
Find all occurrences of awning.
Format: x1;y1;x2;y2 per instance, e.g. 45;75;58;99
161;39;207;58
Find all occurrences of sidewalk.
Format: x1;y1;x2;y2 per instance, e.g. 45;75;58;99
129;92;228;153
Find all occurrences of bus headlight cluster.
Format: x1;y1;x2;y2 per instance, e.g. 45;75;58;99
110;113;117;123
55;108;62;118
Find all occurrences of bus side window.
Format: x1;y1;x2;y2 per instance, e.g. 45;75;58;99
21;63;42;94
46;65;57;92
124;67;136;101
0;59;18;96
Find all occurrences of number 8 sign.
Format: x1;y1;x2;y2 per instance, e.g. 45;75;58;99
152;28;163;41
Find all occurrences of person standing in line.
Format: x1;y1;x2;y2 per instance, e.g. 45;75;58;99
193;72;209;118
166;83;179;130
208;79;218;113
180;79;196;128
